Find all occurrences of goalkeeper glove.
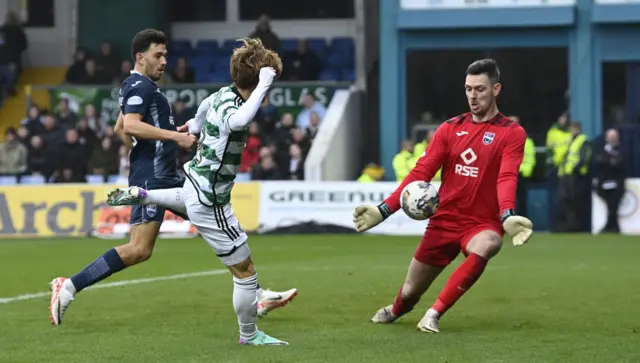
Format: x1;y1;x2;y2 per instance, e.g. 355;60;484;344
353;203;392;232
501;209;533;246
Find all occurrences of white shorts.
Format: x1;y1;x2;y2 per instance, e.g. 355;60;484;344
182;179;249;266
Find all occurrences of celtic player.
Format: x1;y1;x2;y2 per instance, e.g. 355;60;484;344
106;38;295;346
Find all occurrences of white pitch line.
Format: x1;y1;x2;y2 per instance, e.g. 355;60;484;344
0;269;228;305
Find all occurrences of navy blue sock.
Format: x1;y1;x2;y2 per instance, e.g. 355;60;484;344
70;248;126;292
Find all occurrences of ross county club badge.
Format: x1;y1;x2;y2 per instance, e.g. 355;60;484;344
483;132;495;145
146;204;157;218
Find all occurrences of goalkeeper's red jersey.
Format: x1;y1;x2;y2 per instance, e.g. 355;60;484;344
384;112;526;225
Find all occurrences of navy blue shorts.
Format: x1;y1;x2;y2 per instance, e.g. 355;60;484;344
129;178;185;225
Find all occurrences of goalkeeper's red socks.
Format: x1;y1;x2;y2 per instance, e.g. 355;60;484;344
432;253;487;315
391;285;421;317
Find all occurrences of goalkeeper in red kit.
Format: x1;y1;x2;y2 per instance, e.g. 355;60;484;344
353;59;533;333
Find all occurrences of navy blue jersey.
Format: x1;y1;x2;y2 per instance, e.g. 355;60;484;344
119;72;182;187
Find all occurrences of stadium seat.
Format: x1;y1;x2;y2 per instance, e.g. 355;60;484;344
319;69;339;81
86;174;105;184
235;172;251;182
306;38;328;53
106;175;120;184
281;38;299;52
195;71;213;84
195;40;219;53
213;57;231;73
330;37;355;51
170;40;192;54
190;55;215;75
0;175;17;185
208;72;231;83
222;39;242;51
343;69;356;82
20;175;45;185
327;53;347;69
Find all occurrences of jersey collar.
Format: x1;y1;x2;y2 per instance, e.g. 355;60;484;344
130;70;157;85
230;84;246;102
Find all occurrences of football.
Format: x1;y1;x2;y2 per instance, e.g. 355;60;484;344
399;181;439;220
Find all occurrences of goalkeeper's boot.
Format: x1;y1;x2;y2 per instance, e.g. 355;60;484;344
48;277;75;326
417;308;440;333
106;186;146;206
257;288;298;317
370;305;398;324
239;331;289;346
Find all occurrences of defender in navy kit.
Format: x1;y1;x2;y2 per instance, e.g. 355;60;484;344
48;29;197;326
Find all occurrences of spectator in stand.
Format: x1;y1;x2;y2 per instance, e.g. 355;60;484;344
76;117;98;152
16;125;30;145
27;135;48;177
55;168;85;183
55;98;78;129
102;125;122;147
65;47;88;84
87;136;120;180
39;113;63;148
296;94;326;129
172;97;191;126
241;122;262;172
283;39;321;81
58;128;88;182
251;154;282;180
0;11;27;89
306;111;321;141
22;105;43;135
249;14;281;52
0;128;27;176
96;41;119;81
170;57;195;84
79;58;109;84
0;31;14;105
113;59;132;85
287;144;305;180
291;127;311;157
272;113;295;151
255;96;279;136
84;104;105;135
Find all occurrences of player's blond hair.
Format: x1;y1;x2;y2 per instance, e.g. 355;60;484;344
230;38;282;90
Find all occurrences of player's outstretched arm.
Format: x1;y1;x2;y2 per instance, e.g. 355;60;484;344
123;113;195;150
226;67;276;131
498;126;533;246
353;125;448;232
180;94;214;134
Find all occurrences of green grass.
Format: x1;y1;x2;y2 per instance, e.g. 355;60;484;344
1;234;639;363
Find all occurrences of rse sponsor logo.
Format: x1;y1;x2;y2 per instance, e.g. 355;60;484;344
455;148;479;178
454;164;479;177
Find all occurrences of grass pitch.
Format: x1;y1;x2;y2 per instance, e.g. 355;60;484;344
1;234;639;363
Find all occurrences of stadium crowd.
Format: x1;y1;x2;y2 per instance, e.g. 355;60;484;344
0;16;338;184
0;92;325;184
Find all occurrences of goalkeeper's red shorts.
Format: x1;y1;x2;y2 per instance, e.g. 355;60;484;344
414;219;503;267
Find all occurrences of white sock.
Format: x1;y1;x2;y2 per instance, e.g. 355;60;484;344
256;286;264;299
233;274;259;341
143;188;187;216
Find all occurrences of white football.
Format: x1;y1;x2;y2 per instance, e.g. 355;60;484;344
399;181;439;221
